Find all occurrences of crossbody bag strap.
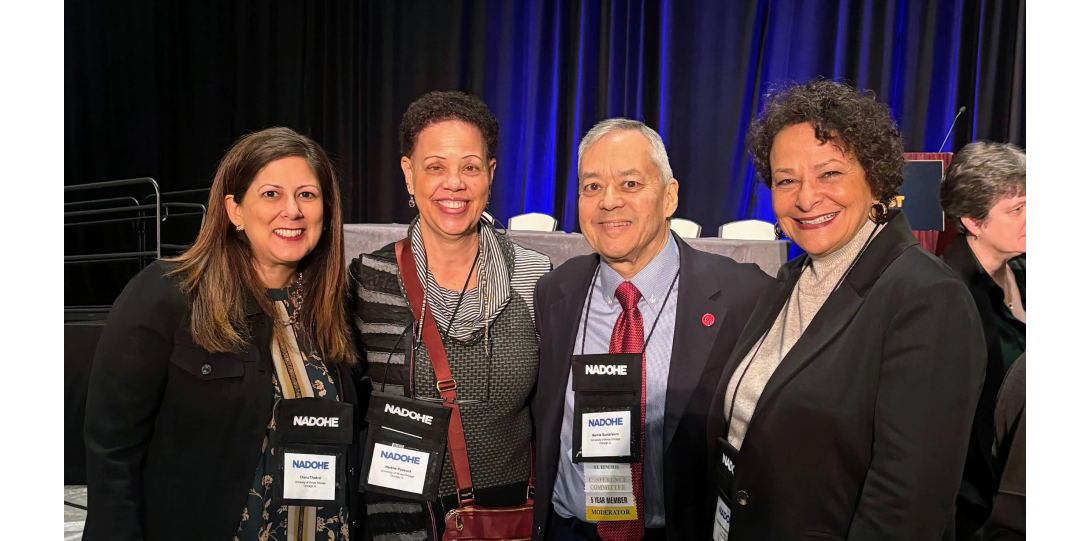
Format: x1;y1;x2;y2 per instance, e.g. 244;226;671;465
527;444;536;500
394;239;476;506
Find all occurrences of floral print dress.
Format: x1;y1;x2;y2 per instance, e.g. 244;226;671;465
235;287;348;541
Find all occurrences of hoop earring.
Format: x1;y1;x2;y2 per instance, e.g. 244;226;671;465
869;201;889;224
408;195;416;208
774;222;786;240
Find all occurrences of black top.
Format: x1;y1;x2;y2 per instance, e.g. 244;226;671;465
942;235;1027;533
705;210;987;540
83;261;360;541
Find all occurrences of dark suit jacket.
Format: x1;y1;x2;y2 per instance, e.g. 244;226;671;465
530;233;772;540
83;261;360;541
705;211;987;541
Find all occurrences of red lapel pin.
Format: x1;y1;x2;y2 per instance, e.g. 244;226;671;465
702;313;715;327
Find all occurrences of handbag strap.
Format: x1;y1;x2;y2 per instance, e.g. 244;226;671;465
395;238;537;506
395;239;476;506
527;444;536;500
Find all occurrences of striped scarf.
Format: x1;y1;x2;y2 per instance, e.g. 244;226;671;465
271;302;330;541
409;219;511;340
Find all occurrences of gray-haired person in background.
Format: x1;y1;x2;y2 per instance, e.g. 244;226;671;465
940;141;1026;540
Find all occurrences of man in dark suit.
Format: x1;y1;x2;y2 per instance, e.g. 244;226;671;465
530;118;772;541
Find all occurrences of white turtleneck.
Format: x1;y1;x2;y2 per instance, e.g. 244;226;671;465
724;221;884;449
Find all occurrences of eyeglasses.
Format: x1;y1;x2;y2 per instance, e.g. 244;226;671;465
407;318;494;406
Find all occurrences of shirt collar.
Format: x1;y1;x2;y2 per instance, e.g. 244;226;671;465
598;234;680;307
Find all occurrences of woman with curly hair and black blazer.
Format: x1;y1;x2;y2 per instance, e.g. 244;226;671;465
704;80;987;540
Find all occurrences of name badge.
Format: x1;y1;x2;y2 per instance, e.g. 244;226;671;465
272;398;354;508
571;353;642;463
713;496;731;540
711;436;738;540
366;442;431;495
581;411;631;458
584;463;638;522
360;392;451;501
283;451;338;501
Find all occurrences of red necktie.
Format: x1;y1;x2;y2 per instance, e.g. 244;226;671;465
598;281;646;541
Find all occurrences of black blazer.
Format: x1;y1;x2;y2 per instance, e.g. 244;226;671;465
705;211;987;540
530;233;772;540
83;261;360;541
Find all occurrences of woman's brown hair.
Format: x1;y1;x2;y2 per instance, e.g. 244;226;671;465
169;127;353;364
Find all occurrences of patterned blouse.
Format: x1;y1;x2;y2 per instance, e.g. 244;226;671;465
235;286;348;541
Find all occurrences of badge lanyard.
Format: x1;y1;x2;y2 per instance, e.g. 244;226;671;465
573;263;679;522
362;235;484;502
378;243;480;388
724;221;880;432
272;397;354;508
577;264;681;357
409;236;495;406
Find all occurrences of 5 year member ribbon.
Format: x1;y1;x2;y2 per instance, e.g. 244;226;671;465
584;463;638;521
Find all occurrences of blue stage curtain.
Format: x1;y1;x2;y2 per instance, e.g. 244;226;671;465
352;0;1023;231
65;0;1024;304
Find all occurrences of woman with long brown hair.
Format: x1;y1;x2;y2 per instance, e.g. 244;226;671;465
84;127;359;541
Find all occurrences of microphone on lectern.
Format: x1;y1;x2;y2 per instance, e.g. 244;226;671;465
938;106;967;153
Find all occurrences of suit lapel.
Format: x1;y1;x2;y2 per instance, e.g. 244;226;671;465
662;238;726;449
744;211;919;439
707;265;799;442
744;281;866;437
546;257;599;417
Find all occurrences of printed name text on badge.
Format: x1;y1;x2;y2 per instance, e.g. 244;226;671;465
713;496;731;541
581;411;631;458
367;442;430;494
283;452;338;501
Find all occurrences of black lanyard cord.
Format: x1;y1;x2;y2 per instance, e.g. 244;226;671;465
411;237;495;405
378;325;409;395
440;247;481;342
725;221;882;441
379;244;478;396
578;264;681;356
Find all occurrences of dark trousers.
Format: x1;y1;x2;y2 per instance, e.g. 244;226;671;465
546;511;667;541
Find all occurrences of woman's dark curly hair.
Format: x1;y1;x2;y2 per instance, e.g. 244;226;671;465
746;79;905;205
399;91;499;161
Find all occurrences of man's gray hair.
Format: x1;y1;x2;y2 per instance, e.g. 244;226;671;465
940;141;1026;234
577;118;674;185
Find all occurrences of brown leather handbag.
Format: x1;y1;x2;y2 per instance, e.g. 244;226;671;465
395;240;535;541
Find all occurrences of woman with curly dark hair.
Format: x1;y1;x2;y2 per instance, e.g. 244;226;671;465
348;91;551;540
704;80;987;540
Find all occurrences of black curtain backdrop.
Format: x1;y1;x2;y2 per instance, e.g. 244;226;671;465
65;0;1025;306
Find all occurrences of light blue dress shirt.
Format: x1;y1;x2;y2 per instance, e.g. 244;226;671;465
552;235;680;527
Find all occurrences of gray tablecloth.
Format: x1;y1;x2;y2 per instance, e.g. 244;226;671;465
64;486;86;540
344;224;788;277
